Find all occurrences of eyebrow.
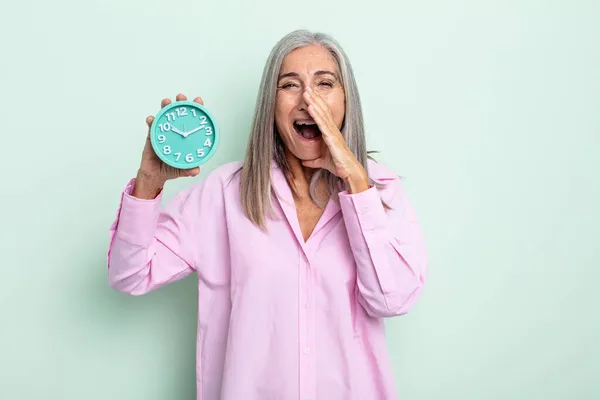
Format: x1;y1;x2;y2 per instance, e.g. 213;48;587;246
278;70;338;81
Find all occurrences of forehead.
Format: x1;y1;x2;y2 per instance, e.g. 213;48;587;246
280;44;339;74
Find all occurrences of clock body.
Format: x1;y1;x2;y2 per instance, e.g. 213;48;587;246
149;100;219;169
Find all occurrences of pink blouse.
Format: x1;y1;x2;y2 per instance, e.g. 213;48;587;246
107;158;428;400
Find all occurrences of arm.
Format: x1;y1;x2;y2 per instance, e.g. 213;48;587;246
339;175;429;318
106;178;198;295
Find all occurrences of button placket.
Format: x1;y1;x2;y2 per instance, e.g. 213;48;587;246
307;257;316;398
299;256;315;400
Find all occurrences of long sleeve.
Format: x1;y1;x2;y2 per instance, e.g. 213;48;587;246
107;170;230;296
338;174;428;318
106;178;198;295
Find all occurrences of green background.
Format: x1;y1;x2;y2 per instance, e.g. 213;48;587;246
1;0;598;399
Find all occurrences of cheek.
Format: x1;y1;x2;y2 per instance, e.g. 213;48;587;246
326;93;346;126
275;95;295;125
274;97;288;129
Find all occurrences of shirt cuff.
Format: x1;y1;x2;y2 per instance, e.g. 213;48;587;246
114;178;163;246
338;185;389;244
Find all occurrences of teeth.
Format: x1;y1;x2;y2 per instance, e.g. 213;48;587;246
295;121;316;126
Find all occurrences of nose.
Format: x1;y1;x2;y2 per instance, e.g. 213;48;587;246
296;88;308;111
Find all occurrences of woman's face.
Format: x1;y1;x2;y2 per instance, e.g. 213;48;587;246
274;44;346;163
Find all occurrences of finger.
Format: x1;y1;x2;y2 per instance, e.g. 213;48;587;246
193;96;204;105
185;167;200;177
146;116;155;139
305;90;343;146
304;90;332;130
307;104;327;129
304;88;330;117
161;98;171;108
307;102;332;136
176;93;187;101
303;90;326;120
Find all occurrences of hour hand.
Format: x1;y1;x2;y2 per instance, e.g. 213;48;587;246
170;126;186;137
184;125;205;137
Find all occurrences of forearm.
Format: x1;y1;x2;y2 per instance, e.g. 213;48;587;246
131;170;166;200
339;179;428;317
344;168;370;194
352;237;425;317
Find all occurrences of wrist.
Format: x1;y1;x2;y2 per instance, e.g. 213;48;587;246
132;170;165;199
344;165;370;194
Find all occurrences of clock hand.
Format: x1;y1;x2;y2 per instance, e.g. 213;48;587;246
184;125;205;137
170;126;186;137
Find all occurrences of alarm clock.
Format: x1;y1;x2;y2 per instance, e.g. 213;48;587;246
149;100;220;169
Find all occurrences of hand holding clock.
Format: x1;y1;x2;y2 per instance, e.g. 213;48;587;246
132;93;204;199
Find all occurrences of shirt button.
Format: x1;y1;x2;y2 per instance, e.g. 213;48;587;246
304;347;310;354
304;303;308;309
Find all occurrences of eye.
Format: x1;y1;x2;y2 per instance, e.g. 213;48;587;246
319;80;334;88
279;82;298;89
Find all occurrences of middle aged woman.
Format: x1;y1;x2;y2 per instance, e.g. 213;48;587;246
107;29;429;400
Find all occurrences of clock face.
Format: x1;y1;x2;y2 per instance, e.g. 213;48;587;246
149;100;219;169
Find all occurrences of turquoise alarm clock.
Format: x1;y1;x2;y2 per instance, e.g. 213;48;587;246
150;100;219;169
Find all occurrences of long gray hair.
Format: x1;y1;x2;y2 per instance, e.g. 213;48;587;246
235;29;379;230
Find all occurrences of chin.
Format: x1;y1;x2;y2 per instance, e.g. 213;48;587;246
291;138;322;159
285;147;317;162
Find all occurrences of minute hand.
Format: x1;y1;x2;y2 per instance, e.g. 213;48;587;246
184;125;205;137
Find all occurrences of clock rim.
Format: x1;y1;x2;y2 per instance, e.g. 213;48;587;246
149;100;220;170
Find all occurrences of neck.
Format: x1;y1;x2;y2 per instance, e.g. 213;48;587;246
284;149;323;200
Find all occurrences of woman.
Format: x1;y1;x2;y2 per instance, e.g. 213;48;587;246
107;29;428;400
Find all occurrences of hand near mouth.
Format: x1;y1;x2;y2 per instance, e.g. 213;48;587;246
301;87;370;193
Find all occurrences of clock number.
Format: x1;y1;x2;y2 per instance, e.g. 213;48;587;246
197;148;205;157
191;109;197;117
166;112;176;122
174;152;181;161
186;154;194;162
163;145;171;154
176;107;188;117
159;123;171;132
204;138;212;147
157;134;166;143
199;116;207;124
205;127;212;135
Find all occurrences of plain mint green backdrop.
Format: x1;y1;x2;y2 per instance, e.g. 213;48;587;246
1;0;598;399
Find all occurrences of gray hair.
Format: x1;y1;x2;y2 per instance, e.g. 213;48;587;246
235;29;380;230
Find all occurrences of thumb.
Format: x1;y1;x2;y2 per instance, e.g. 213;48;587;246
301;158;322;169
145;116;154;140
176;167;200;178
185;167;200;177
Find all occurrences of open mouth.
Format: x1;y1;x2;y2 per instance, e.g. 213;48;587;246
293;120;322;140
